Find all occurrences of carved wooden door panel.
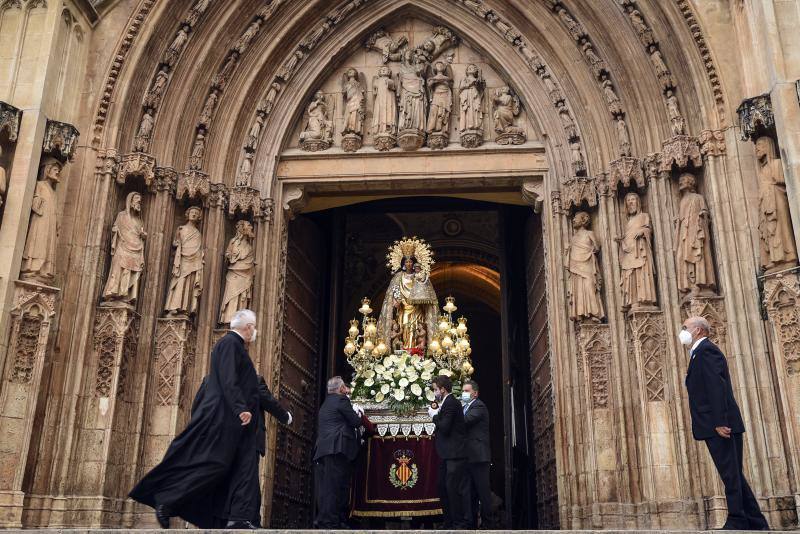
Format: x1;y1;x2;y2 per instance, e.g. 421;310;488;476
270;216;325;528
524;214;559;528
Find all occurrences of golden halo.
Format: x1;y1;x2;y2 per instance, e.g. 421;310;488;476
386;236;434;275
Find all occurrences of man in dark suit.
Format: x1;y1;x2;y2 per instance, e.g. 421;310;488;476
130;309;261;529
461;379;495;528
682;316;769;530
313;376;363;529
429;374;471;529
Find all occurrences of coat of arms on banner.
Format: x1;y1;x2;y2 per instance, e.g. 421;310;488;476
389;449;418;490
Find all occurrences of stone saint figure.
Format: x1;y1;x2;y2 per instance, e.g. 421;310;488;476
674;172;716;296
219;220;255;324
299;91;333;144
341;68;365;135
565;211;605;321
103;192;147;304
397;50;426;133
426;61;452;135
756;135;798;271
165;206;204;316
493;86;520;133
372;66;397;136
20;159;62;282
618;192;657;309
459;64;485;133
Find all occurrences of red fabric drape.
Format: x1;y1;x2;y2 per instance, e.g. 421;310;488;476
351;435;442;518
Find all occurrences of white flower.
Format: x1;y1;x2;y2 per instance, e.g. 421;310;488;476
375;392;385;402
420;371;432;381
406;371;418;381
423;360;436;371
370;390;376;395
399;377;409;388
440;368;453;377
425;389;436;401
393;389;405;401
391;381;396;387
364;378;374;387
381;384;390;394
383;372;393;381
365;370;376;379
375;364;385;373
411;383;422;396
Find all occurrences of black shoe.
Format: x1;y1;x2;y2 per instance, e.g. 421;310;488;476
155;504;171;529
226;520;258;529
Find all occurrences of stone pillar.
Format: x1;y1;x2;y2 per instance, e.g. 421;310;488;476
0;281;58;527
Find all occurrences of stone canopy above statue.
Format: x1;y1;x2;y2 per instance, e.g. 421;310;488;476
286;19;534;153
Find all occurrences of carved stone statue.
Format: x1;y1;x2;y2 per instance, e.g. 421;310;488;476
102;192;147;304
199;90;218;126
756;136;798;272
601;79;622;116
219;220;255;324
665;89;684;136
674;172;716;297
397;49;427;150
459;64;485;148
234;19;261;54
425;60;453;149
144;70;168;109
258;82;280;114
616;117;631;156
372;65;397;151
618;192;657;310
559;106;577;139
189;131;205;170
20;158;62;283
299;91;333;151
165;206;204;316
134;110;154;152
365;29;407;63
246;115;263;151
649;47;674;89
163;26;189;67
565;211;605;321
493;86;526;145
277;50;304;81
341;67;366;152
570;140;585;174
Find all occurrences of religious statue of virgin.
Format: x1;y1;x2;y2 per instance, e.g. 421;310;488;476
377;237;439;352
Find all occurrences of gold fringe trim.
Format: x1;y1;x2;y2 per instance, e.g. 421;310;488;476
351;508;443;518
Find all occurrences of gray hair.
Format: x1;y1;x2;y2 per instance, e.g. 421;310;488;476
230;309;256;329
686;316;711;334
327;376;344;394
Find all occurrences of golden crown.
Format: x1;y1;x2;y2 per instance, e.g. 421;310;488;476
386;236;434;275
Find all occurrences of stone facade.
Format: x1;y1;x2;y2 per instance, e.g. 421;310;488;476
0;0;799;530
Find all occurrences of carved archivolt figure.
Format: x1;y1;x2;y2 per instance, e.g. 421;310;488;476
565;211;605;321
341;68;366;135
601;79;622;116
372;66;397;136
397;50;427;133
134;110;154;152
199;91;218;126
665;90;684;136
103;192;147;304
618;192;657;310
459;64;485;134
144;70;168;109
165;206;204;316
425;61;453;135
20;158;62;283
189;132;205;170
674;172;716;297
258;82;280;115
756;136;798;271
219;220;255;324
616;117;631;157
299;91;333;147
163;27;189;67
246;115;263;150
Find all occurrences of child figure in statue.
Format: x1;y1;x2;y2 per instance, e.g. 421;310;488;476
390;320;403;352
415;322;427;353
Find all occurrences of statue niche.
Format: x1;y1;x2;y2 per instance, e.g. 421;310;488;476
755;136;798;272
20;158;63;284
102;191;147;306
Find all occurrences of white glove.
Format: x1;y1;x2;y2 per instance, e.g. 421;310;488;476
352;403;364;417
285;411;293;425
427;406;440;418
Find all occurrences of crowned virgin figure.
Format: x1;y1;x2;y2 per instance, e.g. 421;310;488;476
377;237;439;352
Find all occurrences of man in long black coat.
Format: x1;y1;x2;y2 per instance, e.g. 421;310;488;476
313;376;363;529
429;374;471;529
682;316;769;530
130;309;261;529
462;379;495;528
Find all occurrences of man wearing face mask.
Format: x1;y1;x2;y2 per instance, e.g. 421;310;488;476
461;380;495;528
313;376;365;529
428;374;471;529
130;309;262;529
682;316;769;530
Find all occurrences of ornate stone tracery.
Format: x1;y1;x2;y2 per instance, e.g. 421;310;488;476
578;323;611;409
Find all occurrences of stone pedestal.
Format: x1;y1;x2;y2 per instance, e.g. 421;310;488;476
397;129;424;151
72;305;140;526
0;281;58;528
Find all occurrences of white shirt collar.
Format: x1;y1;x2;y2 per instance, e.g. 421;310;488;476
232;329;246;341
691;336;707;354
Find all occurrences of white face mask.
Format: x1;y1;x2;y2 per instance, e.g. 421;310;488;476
678;329;693;346
250;328;258;343
460;392;472;403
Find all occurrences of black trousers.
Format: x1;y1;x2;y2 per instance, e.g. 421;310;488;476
705;432;769;530
225;430;260;522
437;458;471;529
314;453;352;529
467;461;493;527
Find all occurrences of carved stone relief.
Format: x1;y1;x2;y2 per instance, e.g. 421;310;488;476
0;101;22;142
117;152;156;187
219;220;255;325
560;175;597;212
699;129;726;158
578;323;611;409
176;170;210;201
763;274;800;375
154;318;196;406
372;65;397;151
93;306;140;397
458;63;486;148
737;93;774;141
299;91;333;151
341;68;366;152
102;192;146;306
660;134;702;173
628;310;666;402
425;61;453;149
133;110;154;152
755;136;797;273
493;86;526;145
20;158;62;284
609;156;644;194
42;120;79;161
7;281;58;384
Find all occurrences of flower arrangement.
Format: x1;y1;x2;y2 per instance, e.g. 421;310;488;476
350;351;459;416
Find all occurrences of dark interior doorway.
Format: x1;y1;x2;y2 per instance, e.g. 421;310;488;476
271;196;554;529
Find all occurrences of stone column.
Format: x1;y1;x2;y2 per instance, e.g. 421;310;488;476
0;281;58;527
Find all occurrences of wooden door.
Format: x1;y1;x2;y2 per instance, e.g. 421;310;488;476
524;214;559;528
270;216;325;528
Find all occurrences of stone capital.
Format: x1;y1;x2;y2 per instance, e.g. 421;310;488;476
176;170;211;201
117;152;156;188
699;129;727;158
0;101;22;143
660;135;702;173
42;119;80;162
